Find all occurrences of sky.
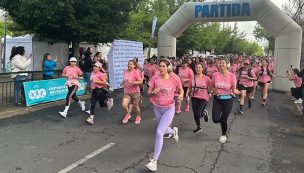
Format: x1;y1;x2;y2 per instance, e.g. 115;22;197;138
227;0;289;46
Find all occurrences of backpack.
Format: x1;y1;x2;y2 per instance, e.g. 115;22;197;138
239;67;253;78
259;66;271;76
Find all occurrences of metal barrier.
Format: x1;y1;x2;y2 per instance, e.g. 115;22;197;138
0;70;63;106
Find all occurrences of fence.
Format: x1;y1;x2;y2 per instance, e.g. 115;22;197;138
0;70;63;106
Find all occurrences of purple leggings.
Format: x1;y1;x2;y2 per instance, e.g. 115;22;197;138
153;104;175;160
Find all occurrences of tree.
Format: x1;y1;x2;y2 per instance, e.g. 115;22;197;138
283;0;304;59
0;0;139;58
253;23;274;54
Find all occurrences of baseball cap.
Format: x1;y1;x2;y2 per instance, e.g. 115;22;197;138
69;57;77;62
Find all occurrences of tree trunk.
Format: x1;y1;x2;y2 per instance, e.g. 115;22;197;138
72;41;80;60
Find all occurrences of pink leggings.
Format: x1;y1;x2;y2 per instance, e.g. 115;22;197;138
153;104;175;160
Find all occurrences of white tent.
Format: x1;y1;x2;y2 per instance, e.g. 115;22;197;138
4;35;69;71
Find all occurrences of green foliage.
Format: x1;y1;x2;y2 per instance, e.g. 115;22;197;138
0;0;138;44
253;23;274;53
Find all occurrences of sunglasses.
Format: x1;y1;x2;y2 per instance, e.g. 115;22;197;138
70;61;77;63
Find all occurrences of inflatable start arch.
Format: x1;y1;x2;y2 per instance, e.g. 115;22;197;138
158;0;302;92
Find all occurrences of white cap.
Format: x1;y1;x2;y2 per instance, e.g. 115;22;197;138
69;57;77;62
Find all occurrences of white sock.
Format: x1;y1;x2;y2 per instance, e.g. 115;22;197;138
63;106;69;113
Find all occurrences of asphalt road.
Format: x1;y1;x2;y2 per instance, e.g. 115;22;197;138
0;90;303;173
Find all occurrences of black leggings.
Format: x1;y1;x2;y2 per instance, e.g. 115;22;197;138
90;88;110;115
212;96;233;136
191;97;208;127
66;85;79;106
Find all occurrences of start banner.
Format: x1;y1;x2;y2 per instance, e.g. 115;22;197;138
23;78;86;107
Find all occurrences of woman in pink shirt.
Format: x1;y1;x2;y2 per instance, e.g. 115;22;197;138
286;68;302;103
85;62;113;125
257;59;275;106
187;63;211;133
177;59;194;113
59;57;86;118
121;60;143;124
238;59;257;114
250;61;259;100
146;59;183;172
205;60;218;79
211;58;239;144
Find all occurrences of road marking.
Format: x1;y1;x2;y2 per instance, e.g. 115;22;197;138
58;142;115;173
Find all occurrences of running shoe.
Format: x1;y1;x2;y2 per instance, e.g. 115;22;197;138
175;108;181;114
184;105;190;112
107;98;114;110
163;134;173;139
193;127;202;134
86;117;94;125
78;101;86;111
146;159;157;172
251;96;255;100
219;135;227;144
203;110;209;122
239;109;244;114
294;98;302;104
59;111;67;118
122;114;131;124
85;110;90;115
135;115;141;124
173;127;179;143
261;102;266;106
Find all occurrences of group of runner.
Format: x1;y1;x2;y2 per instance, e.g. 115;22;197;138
57;55;275;172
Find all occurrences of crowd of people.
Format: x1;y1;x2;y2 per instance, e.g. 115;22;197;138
54;52;279;171
10;45;303;172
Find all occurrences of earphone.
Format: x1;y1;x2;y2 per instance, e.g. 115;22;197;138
158;58;173;72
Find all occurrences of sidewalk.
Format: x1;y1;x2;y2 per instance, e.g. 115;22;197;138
0;95;91;120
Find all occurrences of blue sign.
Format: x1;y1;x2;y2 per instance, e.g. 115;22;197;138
23;78;86;107
195;3;250;18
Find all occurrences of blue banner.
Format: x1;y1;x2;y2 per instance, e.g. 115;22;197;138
23;78;86;107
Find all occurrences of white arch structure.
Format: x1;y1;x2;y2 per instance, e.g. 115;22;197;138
158;0;302;91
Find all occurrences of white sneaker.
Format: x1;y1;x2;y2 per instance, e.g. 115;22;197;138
219;135;227;144
146;159;157;172
59;111;67;118
79;101;86;111
173;127;179;143
294;99;302;104
86;110;91;115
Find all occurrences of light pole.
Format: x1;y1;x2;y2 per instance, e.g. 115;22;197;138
3;11;8;72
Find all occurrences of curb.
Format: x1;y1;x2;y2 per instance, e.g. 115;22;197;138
0;95;91;120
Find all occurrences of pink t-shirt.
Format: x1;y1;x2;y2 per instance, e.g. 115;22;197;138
90;71;107;89
257;67;272;83
148;64;158;78
238;68;256;87
292;75;302;88
144;64;150;76
123;69;142;94
63;66;82;88
211;72;237;95
149;74;183;107
191;75;211;101
229;64;239;76
178;67;194;87
206;66;218;78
